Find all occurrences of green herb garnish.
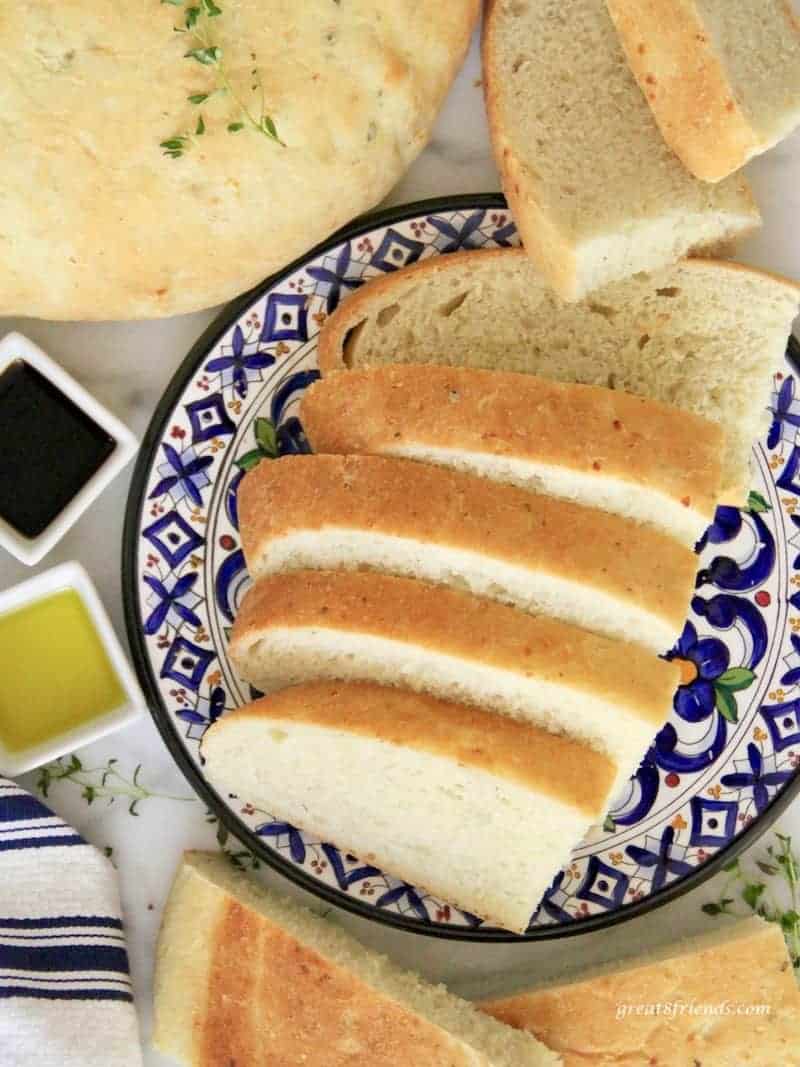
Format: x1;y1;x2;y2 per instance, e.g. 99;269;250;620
160;0;284;159
36;754;194;816
702;832;800;968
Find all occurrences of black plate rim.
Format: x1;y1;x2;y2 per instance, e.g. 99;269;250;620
122;193;800;942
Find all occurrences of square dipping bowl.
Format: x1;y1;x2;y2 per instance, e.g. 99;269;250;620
0;562;145;776
0;331;139;566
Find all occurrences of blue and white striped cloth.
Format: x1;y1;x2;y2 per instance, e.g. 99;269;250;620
0;776;143;1067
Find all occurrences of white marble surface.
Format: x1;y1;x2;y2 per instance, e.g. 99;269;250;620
2;26;800;1065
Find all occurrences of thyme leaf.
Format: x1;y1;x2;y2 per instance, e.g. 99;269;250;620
702;832;800;968
161;0;283;158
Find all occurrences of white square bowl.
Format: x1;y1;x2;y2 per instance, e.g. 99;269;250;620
0;331;139;566
0;561;145;776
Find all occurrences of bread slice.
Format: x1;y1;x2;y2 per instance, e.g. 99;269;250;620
607;0;800;182
316;249;800;496
239;454;698;649
299;374;723;544
154;853;560;1065
481;0;760;299
201;681;618;934
229;569;679;781
481;917;800;1065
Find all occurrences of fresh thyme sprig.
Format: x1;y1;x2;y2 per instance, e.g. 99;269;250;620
160;0;283;159
702;832;800;968
36;754;194;816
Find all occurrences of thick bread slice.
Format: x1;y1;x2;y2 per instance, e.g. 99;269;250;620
239;455;698;648
481;917;800;1065
201;682;618;933
298;375;723;544
229;569;679;781
607;0;800;182
316;249;800;496
481;0;759;299
154;853;560;1065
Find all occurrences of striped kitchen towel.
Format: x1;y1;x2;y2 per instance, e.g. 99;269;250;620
0;776;143;1067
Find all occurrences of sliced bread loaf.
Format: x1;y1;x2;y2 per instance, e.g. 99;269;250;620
229;569;679;781
607;0;800;182
481;917;800;1065
316;249;800;496
239;454;698;647
201;682;618;934
154;852;560;1064
482;0;759;299
299;374;723;543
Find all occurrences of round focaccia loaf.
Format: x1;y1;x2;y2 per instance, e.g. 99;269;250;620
0;0;478;320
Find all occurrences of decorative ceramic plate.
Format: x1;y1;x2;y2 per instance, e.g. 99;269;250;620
123;195;800;941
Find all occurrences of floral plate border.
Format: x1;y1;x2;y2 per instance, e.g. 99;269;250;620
122;195;800;941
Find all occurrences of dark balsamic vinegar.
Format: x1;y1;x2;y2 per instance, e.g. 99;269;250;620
0;360;116;539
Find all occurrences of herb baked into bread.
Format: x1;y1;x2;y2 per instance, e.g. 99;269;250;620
0;0;478;319
154;851;561;1063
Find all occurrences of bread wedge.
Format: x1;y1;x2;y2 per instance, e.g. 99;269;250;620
154;853;560;1065
482;0;759;299
607;0;800;182
201;682;618;934
316;249;800;496
481;917;800;1065
299;376;722;545
239;455;698;647
229;569;679;782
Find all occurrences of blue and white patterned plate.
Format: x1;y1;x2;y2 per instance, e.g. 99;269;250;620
123;195;800;941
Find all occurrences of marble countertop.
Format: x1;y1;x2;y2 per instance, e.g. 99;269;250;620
3;27;800;1065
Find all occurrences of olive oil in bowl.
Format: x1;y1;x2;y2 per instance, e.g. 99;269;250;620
0;563;143;775
0;590;126;754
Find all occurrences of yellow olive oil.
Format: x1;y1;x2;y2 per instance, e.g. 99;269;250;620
0;589;126;754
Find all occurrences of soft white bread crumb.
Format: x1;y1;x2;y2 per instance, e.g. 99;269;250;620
229;569;679;790
201;682;618;934
482;0;760;298
239;455;699;651
316;250;799;496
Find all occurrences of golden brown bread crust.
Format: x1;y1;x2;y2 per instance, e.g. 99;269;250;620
481;921;800;1066
159;859;492;1066
239;454;699;627
202;898;485;1067
300;366;723;526
605;0;795;182
226;681;617;815
230;569;679;724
